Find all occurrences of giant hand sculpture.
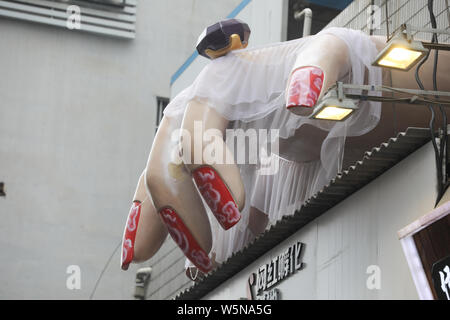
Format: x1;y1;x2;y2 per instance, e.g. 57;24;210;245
120;19;450;277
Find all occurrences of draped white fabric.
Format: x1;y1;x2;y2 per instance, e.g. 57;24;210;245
250;153;323;222
167;27;382;267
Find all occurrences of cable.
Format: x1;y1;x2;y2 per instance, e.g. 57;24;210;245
414;0;448;206
379;86;450;104
89;196;149;299
388;69;398;136
428;0;449;197
428;0;450;202
370;0;375;36
385;0;391;41
325;83;450;105
344;95;450;105
446;0;450;29
89;240;122;300
415;46;441;205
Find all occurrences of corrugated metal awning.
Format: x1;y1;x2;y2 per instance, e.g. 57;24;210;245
175;127;431;300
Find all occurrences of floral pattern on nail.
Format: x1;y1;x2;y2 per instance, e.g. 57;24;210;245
193;166;241;230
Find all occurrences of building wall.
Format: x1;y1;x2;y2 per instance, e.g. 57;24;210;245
0;0;242;299
205;142;438;299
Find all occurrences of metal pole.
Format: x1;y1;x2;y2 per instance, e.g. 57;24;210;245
385;0;391;41
294;8;313;37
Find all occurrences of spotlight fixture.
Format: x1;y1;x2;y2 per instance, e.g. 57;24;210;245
372;32;429;71
310;85;358;121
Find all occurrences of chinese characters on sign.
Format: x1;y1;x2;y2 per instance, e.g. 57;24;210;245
432;256;450;300
438;265;450;299
247;241;305;300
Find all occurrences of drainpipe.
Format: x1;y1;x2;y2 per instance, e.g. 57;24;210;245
294;8;313;37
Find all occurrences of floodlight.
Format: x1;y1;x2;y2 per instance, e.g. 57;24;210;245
372;32;429;71
310;91;358;121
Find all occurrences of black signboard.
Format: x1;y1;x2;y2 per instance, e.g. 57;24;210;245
431;255;450;300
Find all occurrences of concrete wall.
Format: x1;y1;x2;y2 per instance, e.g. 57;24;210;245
205;142;438;299
0;0;241;299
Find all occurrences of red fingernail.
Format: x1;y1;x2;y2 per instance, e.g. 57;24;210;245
192;166;241;230
159;207;213;273
286;66;324;109
121;201;142;270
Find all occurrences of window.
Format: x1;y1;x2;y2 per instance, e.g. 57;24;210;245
156;97;169;133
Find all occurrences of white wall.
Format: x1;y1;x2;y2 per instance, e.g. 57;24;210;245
0;0;241;299
205;142;438;299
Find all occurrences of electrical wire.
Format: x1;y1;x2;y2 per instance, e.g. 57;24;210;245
89;196;149;299
385;0;391;41
415;47;443;203
380;86;450;103
446;0;450;32
414;0;448;206
325;83;450;105
416;62;440;202
89;240;122;300
345;95;450;105
428;0;450;197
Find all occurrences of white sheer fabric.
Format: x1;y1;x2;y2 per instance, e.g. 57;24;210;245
168;27;382;267
250;153;323;222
